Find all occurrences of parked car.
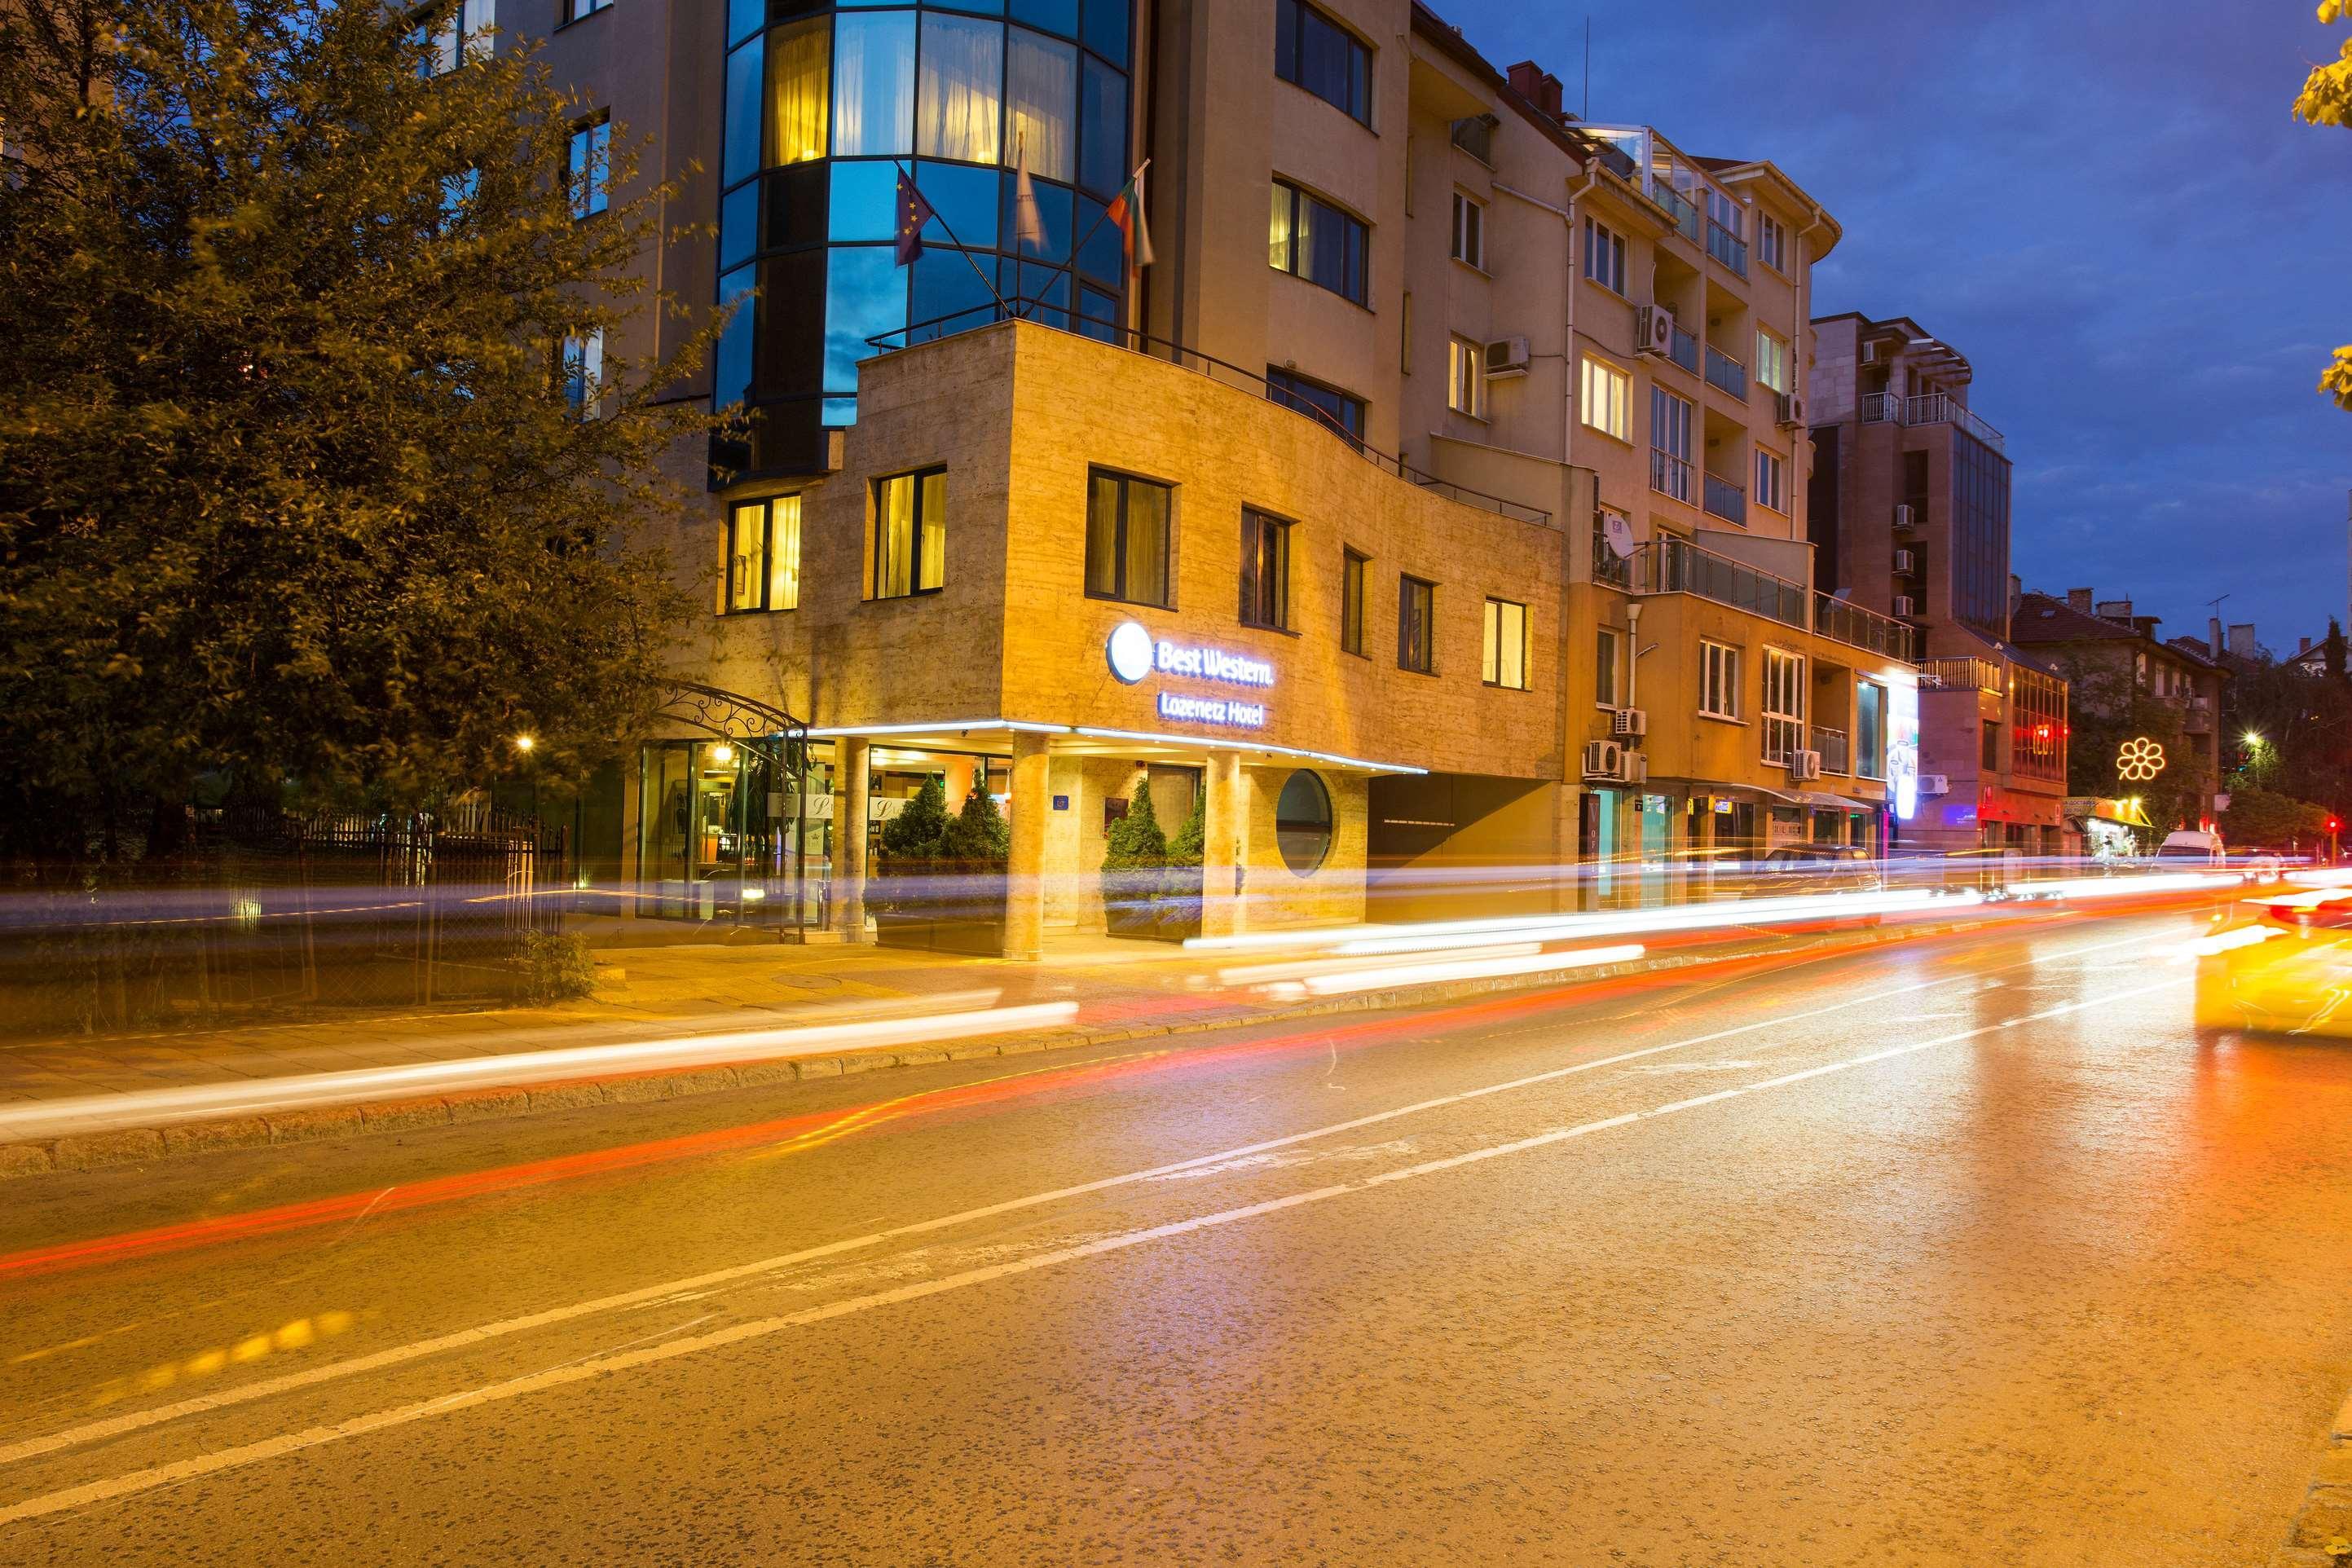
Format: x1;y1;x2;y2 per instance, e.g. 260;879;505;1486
2195;886;2352;1038
1752;843;1883;896
2156;829;2226;865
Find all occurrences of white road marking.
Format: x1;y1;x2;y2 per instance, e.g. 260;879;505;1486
0;926;2160;1476
0;976;2187;1526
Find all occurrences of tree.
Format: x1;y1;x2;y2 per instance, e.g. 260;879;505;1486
2328;617;2347;682
0;1;715;860
2293;1;2352;409
2053;658;2200;843
1102;779;1167;870
879;776;951;859
1165;790;1206;870
940;783;1010;862
2219;787;2332;851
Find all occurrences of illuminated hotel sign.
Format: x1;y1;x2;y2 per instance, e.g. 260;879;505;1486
1107;621;1272;728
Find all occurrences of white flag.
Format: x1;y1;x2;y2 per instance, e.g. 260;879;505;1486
1013;134;1044;251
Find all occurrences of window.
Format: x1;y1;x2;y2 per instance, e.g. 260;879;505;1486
1275;0;1370;124
1267;367;1364;443
1699;640;1741;719
722;496;802;614
1084;469;1172;607
1451;192;1484;269
1448;116;1495;163
1981;721;2002;772
569;113;610;218
1275;770;1335;874
1755;447;1786;513
1755;327;1790;394
1705;187;1743;239
1595;626;1623;707
1448;337;1486;417
1006;27;1077;183
416;0;493;75
1240;509;1293;629
1761;647;1804;761
1270;179;1368;304
1341;548;1368;656
833;11;916;156
917;13;1002;164
562;328;602;418
1856;681;1887;778
1580;355;1631;442
562;0;610;20
1482;598;1529;689
768;15;831;165
1398;575;1435;672
1581;216;1625;294
1651;386;1694;501
873;468;946;598
1756;212;1787;273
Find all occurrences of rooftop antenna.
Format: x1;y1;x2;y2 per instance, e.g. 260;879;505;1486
1582;15;1591;120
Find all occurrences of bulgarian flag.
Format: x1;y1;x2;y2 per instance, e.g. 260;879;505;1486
1105;161;1155;272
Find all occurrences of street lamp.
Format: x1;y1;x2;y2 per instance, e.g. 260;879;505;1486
513;733;535;754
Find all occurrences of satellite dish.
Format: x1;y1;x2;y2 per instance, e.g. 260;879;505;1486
1602;512;1636;559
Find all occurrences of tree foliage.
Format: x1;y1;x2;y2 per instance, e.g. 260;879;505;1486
2293;0;2352;409
2223;652;2352;819
941;783;1010;862
2052;658;2202;839
1102;779;1167;870
2218;787;2332;850
878;775;952;859
0;0;715;857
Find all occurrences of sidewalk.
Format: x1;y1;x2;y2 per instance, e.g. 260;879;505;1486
0;915;1989;1178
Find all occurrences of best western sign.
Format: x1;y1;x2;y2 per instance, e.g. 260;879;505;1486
1107;621;1272;729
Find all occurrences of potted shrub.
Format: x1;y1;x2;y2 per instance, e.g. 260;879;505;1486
870;777;1010;955
1101;780;1169;940
1157;790;1206;940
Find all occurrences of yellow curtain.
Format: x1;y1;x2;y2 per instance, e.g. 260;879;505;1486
767;16;830;166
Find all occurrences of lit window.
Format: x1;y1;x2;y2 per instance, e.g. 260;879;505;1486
1398;574;1435;673
1341;548;1368;656
562;328;602;418
1755;447;1787;513
1275;0;1370;124
1085;469;1172;608
722;496;802;614
1270;178;1368;304
569;114;610;218
1482;598;1529;689
1699;640;1741;720
768;15;831;165
1448;336;1486;417
1451;192;1484;270
1240;509;1293;629
1581;216;1625;294
1755;327;1790;394
1761;647;1804;761
1756;212;1787;273
873;468;946;598
1580;355;1631;442
917;13;1002;164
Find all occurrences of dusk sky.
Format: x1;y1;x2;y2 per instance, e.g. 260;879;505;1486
1447;0;2352;655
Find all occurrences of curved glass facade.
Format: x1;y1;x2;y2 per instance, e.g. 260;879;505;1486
716;0;1134;478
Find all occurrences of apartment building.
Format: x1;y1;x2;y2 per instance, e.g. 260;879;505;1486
1808;314;2068;852
492;0;1920;944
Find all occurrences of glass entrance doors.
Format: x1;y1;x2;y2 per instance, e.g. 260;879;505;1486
640;738;807;926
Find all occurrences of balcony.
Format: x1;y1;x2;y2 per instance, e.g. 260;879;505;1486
1918;656;2003;692
1706;219;1748;278
1628;537;1806;629
2182;694;2213;732
1812;725;1851;776
1861;391;1905;425
1703;346;1747;401
1647;181;1703;244
1667;324;1700;376
1650;448;1694;504
1814;593;1919;663
1903;393;2006;453
1702;471;1746;526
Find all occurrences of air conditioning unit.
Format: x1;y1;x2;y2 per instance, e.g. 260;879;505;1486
1789;749;1823;782
1892;548;1918;575
1617;748;1649;784
1892;503;1918;530
1918;773;1950;797
1892;595;1918;618
1484;335;1531;377
1610;707;1648;738
1774;390;1807;428
1580;738;1623;781
1636;306;1675;356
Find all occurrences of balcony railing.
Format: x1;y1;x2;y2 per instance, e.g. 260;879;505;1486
1904;393;2006;453
1592;523;1632;588
1706;219;1748;277
1629;538;1805;629
1703;346;1747;400
1812;725;1851;775
1814;593;1919;663
1702;471;1746;525
1650;447;1694;504
867;296;1552;527
1667;324;1700;375
1918;656;2003;692
1861;391;1905;424
1647;181;1703;243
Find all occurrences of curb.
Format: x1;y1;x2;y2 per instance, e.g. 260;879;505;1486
2270;1389;2352;1566
0;915;1992;1181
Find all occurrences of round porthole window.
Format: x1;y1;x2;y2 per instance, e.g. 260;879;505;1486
1275;770;1333;875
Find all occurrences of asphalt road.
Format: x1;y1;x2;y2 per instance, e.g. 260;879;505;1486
4;901;2350;1566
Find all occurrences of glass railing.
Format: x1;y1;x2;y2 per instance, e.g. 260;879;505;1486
1649;448;1693;504
1667;324;1699;375
1631;538;1804;628
1648;181;1702;243
1816;594;1920;663
1702;471;1746;525
1812;725;1852;774
1903;393;2006;453
1703;346;1746;400
1706;220;1748;277
1918;656;2002;692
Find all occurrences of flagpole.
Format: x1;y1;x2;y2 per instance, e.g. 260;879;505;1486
1064;159;1150;341
892;159;1013;330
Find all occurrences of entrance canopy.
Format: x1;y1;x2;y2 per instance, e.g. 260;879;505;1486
804;718;1427;776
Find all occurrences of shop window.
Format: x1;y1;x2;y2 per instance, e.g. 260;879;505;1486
1341;548;1368;657
873;467;946;598
1699;639;1740;719
569;112;610;218
1240;509;1293;630
1084;469;1172;607
723;496;801;614
1275;770;1334;874
1856;681;1886;778
1275;0;1371;125
767;16;830;165
1482;597;1528;689
1595;625;1622;707
1398;573;1434;673
1269;178;1368;305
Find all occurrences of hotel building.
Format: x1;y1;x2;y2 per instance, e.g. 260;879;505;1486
500;0;1926;948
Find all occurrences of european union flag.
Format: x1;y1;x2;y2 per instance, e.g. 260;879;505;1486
894;170;936;268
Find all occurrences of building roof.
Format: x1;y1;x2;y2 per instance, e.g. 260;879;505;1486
1407;4;1594;170
2162;635;2226;672
2011;592;2141;645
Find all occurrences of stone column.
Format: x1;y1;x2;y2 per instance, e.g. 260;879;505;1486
830;737;871;942
1005;732;1050;961
1200;752;1249;940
